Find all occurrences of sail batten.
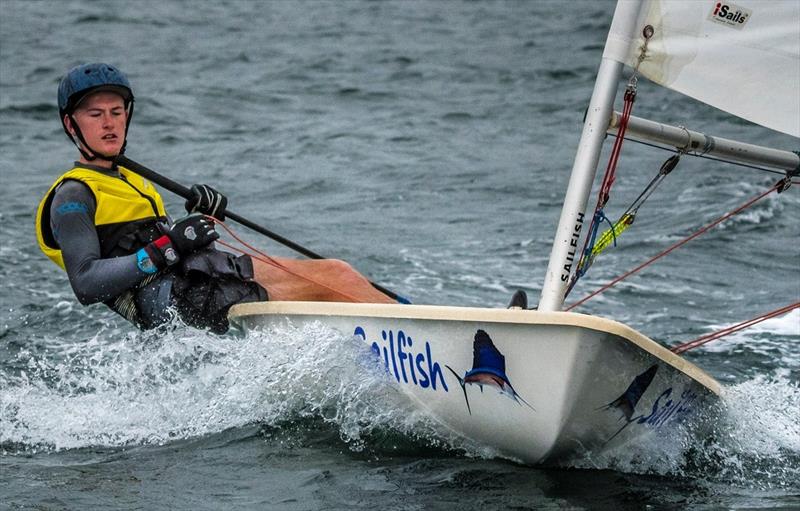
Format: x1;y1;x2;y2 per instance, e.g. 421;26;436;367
613;0;800;138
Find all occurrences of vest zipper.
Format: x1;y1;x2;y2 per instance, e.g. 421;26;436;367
118;174;161;218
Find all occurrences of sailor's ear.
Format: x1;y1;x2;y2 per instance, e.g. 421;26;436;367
63;114;75;136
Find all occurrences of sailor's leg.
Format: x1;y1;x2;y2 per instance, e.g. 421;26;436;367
250;257;395;303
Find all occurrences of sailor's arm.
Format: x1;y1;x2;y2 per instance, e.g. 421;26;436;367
50;180;149;305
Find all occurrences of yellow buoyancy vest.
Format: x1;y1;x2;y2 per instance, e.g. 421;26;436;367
36;165;168;270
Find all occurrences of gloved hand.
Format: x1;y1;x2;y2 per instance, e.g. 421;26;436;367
185;184;227;220
166;214;219;254
139;215;219;272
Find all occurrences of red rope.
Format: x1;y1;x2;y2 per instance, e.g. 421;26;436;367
599;88;636;207
207;217;366;303
671;302;800;354
566;180;782;311
567;89;637;298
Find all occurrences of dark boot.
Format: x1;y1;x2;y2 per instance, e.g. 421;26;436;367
507;289;528;309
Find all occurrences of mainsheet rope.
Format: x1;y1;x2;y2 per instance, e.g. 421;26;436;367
671;302;800;354
207;216;367;303
566;178;794;311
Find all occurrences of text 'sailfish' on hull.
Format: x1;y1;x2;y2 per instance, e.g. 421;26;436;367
355;326;449;392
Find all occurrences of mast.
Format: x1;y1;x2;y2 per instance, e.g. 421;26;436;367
538;0;645;312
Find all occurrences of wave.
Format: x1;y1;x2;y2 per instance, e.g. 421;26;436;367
568;374;800;491
686;309;800;367
3;321;797;489
0;320;470;456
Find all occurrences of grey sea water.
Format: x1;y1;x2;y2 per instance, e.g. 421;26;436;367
1;0;799;509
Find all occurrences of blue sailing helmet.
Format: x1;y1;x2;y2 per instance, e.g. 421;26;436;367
58;63;134;118
57;63;135;160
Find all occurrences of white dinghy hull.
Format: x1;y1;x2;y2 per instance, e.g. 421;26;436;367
229;302;720;464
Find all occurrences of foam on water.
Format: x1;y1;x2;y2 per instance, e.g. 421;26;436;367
688;309;800;366
570;374;800;490
689;376;800;491
2;320;797;490
0;319;473;456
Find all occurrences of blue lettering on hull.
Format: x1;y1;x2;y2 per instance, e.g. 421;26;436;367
606;384;700;442
354;326;448;392
637;387;698;428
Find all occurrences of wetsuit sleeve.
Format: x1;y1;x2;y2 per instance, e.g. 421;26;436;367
50;180;150;305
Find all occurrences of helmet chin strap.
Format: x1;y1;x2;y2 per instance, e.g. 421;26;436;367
68;118;108;162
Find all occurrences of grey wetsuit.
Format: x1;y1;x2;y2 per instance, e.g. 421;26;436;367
49;166;266;332
50;175;174;327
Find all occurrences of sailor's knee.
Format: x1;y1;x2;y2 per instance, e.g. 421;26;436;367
323;258;355;275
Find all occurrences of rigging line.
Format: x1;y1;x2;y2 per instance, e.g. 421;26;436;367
208;217;367;303
624;154;680;216
670;302;800;355
673;302;799;354
614;135;789;176
215;238;365;303
566;180;783;311
585;153;681;270
565;88;638;299
600;88;637;207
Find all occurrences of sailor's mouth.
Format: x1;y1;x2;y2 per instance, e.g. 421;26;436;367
102;134;118;140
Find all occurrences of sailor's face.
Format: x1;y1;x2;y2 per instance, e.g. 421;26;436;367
66;91;127;159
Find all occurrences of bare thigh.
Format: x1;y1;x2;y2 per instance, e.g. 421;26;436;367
251;256;394;303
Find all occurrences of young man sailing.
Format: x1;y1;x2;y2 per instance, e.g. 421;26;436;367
36;63;394;333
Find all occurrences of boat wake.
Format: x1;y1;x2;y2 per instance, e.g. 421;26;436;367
569;373;800;490
0;320;477;456
1;321;797;490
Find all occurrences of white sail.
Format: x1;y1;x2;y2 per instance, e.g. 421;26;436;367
606;0;800;138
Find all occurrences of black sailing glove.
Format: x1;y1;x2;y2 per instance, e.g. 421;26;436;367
185;184;227;221
166;214;219;254
139;214;219;272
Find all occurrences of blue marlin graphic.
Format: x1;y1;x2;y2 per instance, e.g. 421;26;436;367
603;364;658;421
446;329;534;415
601;364;658;442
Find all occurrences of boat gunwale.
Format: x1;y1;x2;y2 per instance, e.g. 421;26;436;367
229;301;722;395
